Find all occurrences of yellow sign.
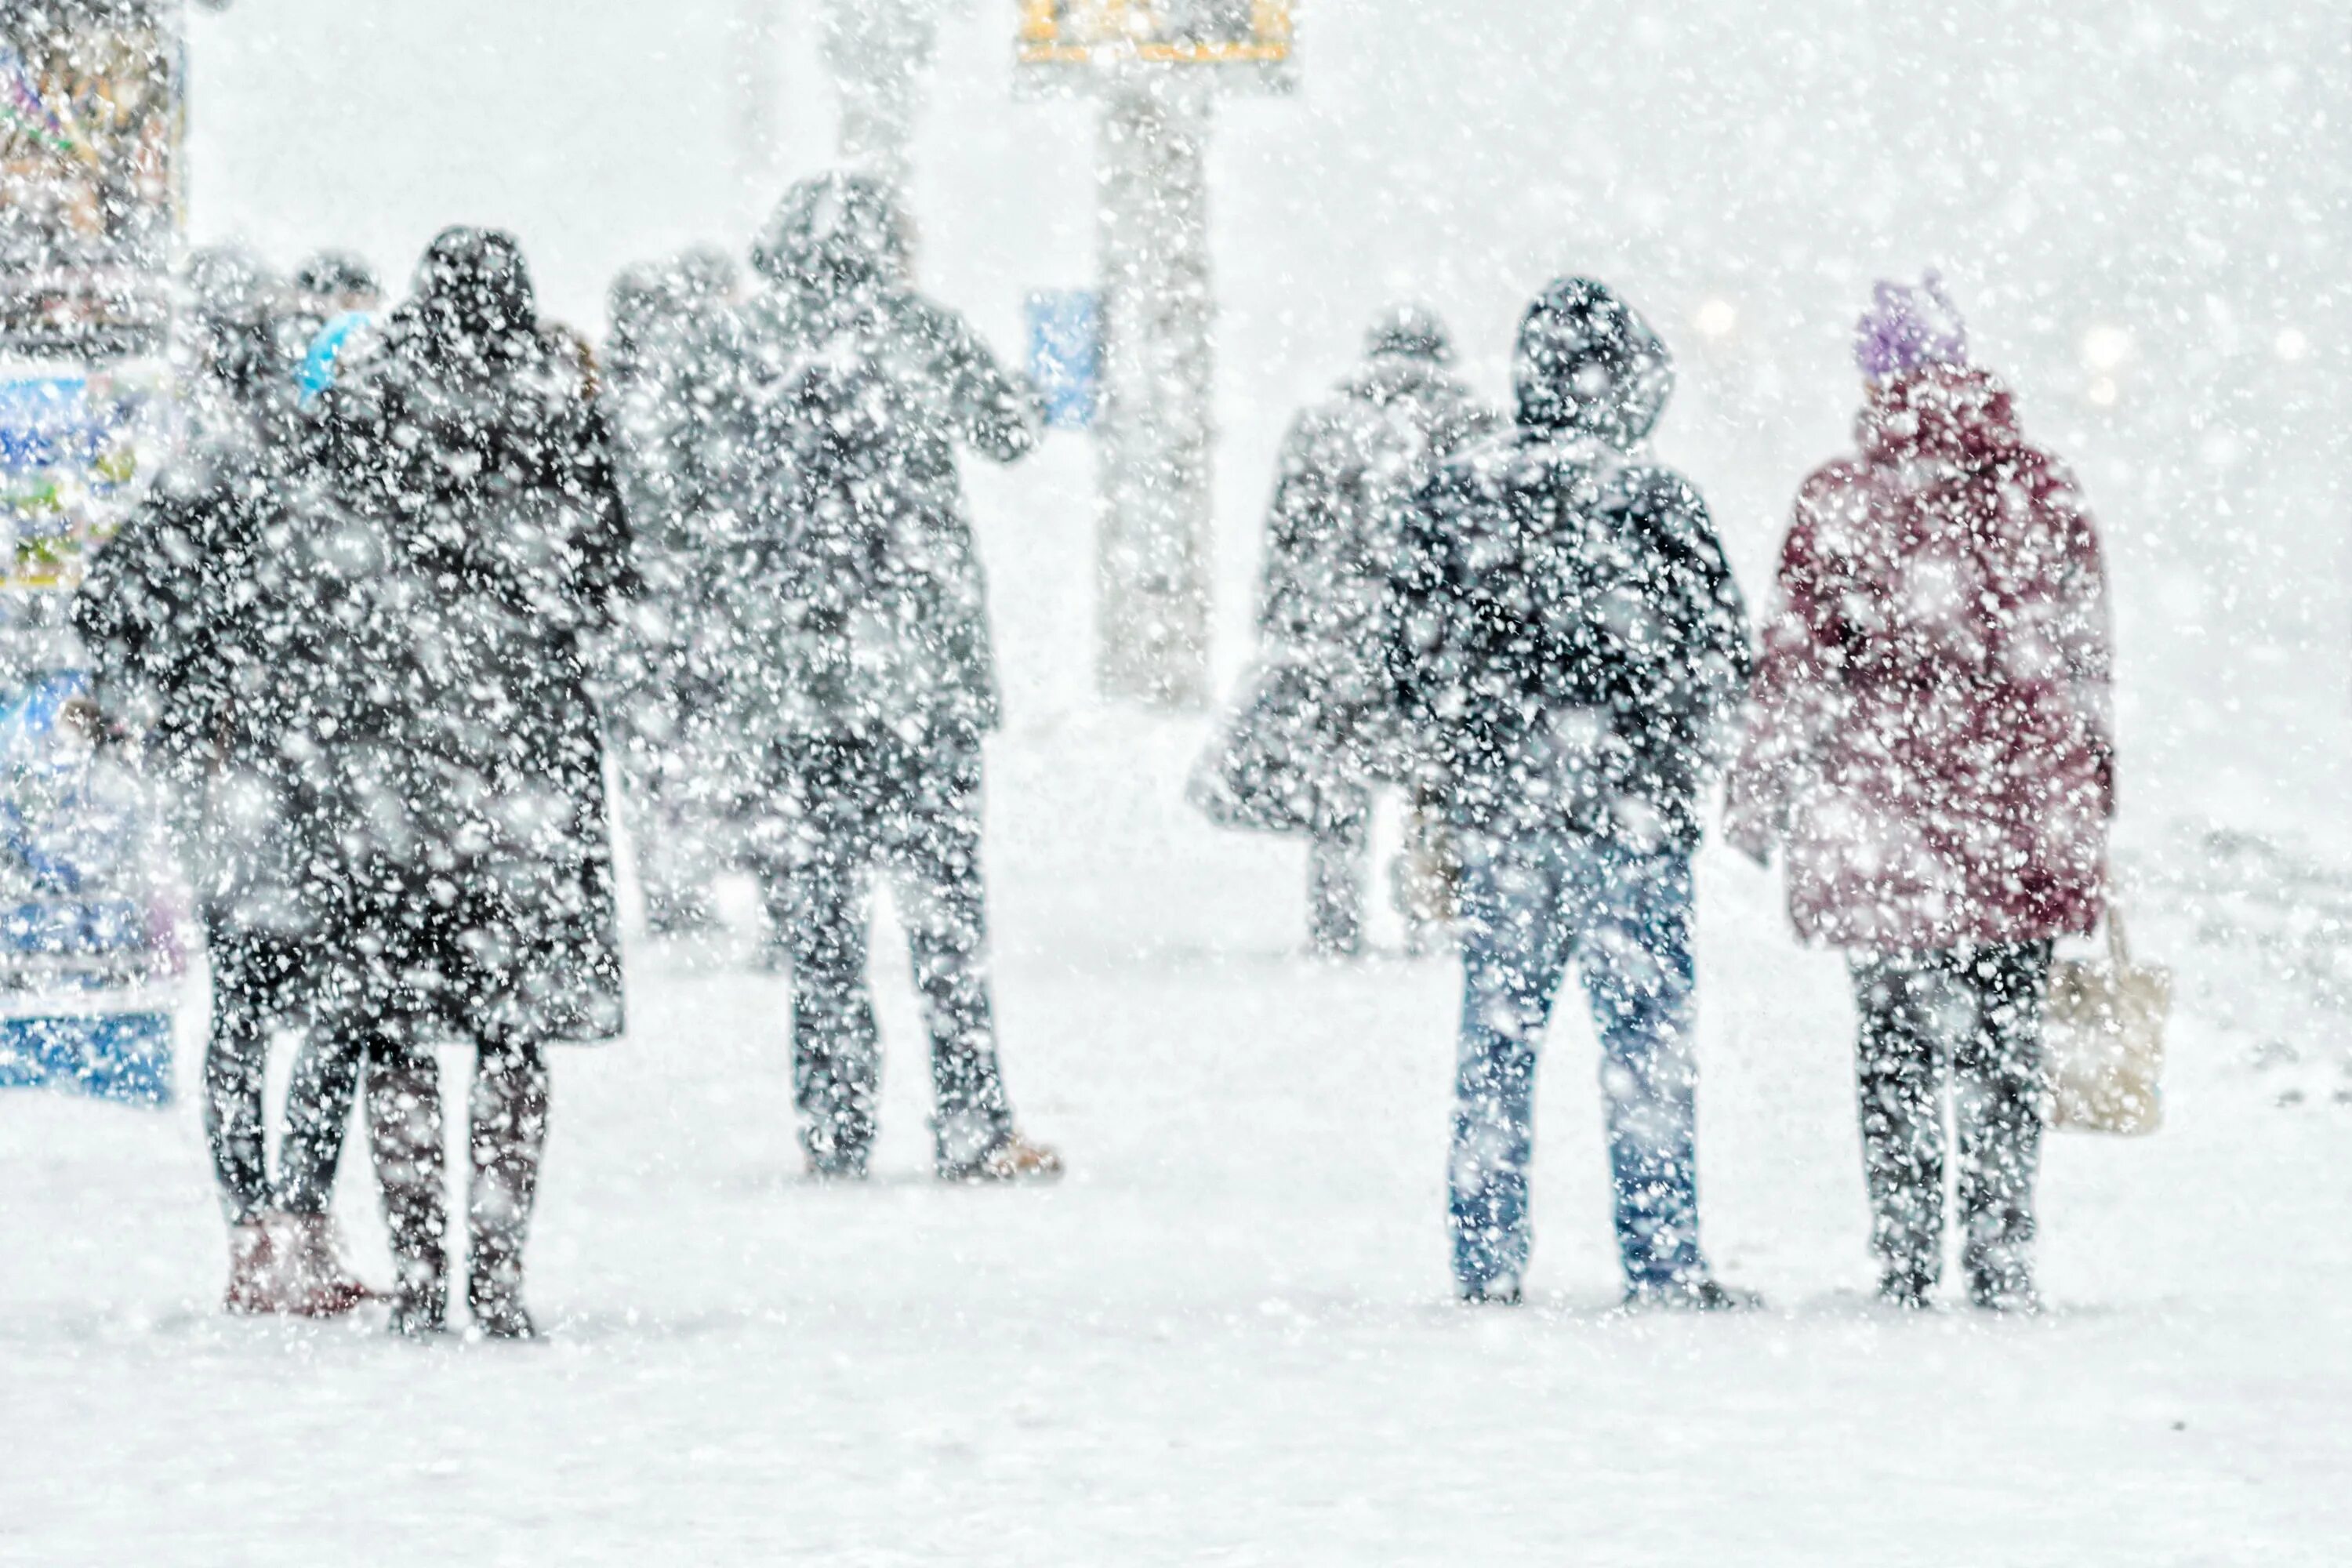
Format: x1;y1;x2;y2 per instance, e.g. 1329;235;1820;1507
1018;0;1294;68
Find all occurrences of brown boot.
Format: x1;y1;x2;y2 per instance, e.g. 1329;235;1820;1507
367;1051;448;1338
466;1043;549;1341
223;1218;281;1315
275;1213;372;1318
946;1131;1065;1184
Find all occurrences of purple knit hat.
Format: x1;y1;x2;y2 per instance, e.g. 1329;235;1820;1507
1855;271;1967;383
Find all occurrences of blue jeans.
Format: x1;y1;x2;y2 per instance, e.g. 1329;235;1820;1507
1449;832;1708;1292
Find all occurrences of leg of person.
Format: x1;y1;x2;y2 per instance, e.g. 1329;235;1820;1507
1447;830;1573;1301
274;983;372;1316
366;1033;450;1336
1955;940;2053;1312
466;1033;550;1340
1392;786;1457;956
894;739;1054;1181
1307;785;1371;959
1572;848;1748;1307
1849;951;1950;1305
204;931;282;1312
788;800;884;1179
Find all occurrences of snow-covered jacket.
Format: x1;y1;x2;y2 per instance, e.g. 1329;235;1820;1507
1723;363;2113;953
314;228;632;1042
74;382;365;947
719;173;1040;744
1389;278;1749;851
1189;350;1497;834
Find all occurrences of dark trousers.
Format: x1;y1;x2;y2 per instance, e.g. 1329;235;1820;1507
201;926;362;1224
1849;942;2052;1302
773;732;1014;1174
365;1032;549;1323
1307;786;1370;958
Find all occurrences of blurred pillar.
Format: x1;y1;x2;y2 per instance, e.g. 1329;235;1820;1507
822;0;938;196
730;0;786;222
1094;78;1214;710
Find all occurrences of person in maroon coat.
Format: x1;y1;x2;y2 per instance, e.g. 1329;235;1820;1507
1726;275;2114;1313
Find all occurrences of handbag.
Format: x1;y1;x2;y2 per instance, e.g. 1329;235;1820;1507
2044;907;2170;1135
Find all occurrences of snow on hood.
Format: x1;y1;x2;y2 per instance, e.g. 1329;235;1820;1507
405;225;539;369
1857;362;2025;470
1511;276;1673;449
751;171;911;295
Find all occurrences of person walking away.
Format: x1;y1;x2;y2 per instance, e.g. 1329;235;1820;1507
604;250;751;939
728;172;1059;1182
1392;278;1756;1308
314;228;633;1338
1192;307;1497;956
73;246;370;1316
1724;276;2114;1314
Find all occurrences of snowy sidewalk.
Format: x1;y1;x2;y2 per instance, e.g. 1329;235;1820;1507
5;710;2349;1565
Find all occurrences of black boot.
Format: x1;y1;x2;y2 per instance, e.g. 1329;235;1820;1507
367;1050;448;1338
467;1041;549;1341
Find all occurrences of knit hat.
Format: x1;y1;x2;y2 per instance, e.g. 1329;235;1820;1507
1854;271;1967;383
1364;303;1452;365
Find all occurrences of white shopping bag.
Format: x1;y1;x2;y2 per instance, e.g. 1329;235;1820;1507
2045;908;2170;1135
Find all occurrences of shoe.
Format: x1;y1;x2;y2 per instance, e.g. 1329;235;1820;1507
941;1131;1064;1184
1967;1273;2042;1316
1964;1243;2040;1314
1623;1276;1763;1312
804;1147;871;1181
275;1214;372;1318
386;1283;448;1339
1456;1274;1523;1306
469;1288;538;1342
1878;1278;1936;1311
223;1218;281;1315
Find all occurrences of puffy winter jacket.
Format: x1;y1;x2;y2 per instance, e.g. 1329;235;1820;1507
1724;363;2112;953
1389;278;1749;851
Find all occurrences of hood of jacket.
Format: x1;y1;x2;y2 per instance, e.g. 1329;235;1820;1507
751;172;911;299
1857;362;2024;470
1511;276;1673;450
397;226;540;372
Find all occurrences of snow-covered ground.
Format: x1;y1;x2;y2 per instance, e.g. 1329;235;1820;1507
8;443;2351;1564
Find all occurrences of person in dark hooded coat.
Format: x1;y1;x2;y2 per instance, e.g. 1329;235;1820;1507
727;171;1059;1182
1390;277;1755;1308
1191;306;1497;956
74;244;372;1318
313;227;633;1338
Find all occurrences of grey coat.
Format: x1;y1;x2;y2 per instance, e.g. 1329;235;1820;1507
717;174;1040;746
1192;352;1497;835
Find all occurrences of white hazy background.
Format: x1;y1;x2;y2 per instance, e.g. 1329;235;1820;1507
184;0;2352;843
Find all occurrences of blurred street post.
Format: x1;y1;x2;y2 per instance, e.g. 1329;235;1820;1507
1019;2;1295;712
823;0;940;197
731;0;786;226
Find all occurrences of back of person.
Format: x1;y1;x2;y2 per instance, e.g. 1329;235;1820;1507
1730;361;2111;952
724;172;1036;744
1394;280;1748;856
1392;276;1755;1310
1260;311;1496;710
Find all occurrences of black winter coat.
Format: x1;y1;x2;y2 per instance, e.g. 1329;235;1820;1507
1389;278;1749;852
74;393;370;952
313;246;632;1044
